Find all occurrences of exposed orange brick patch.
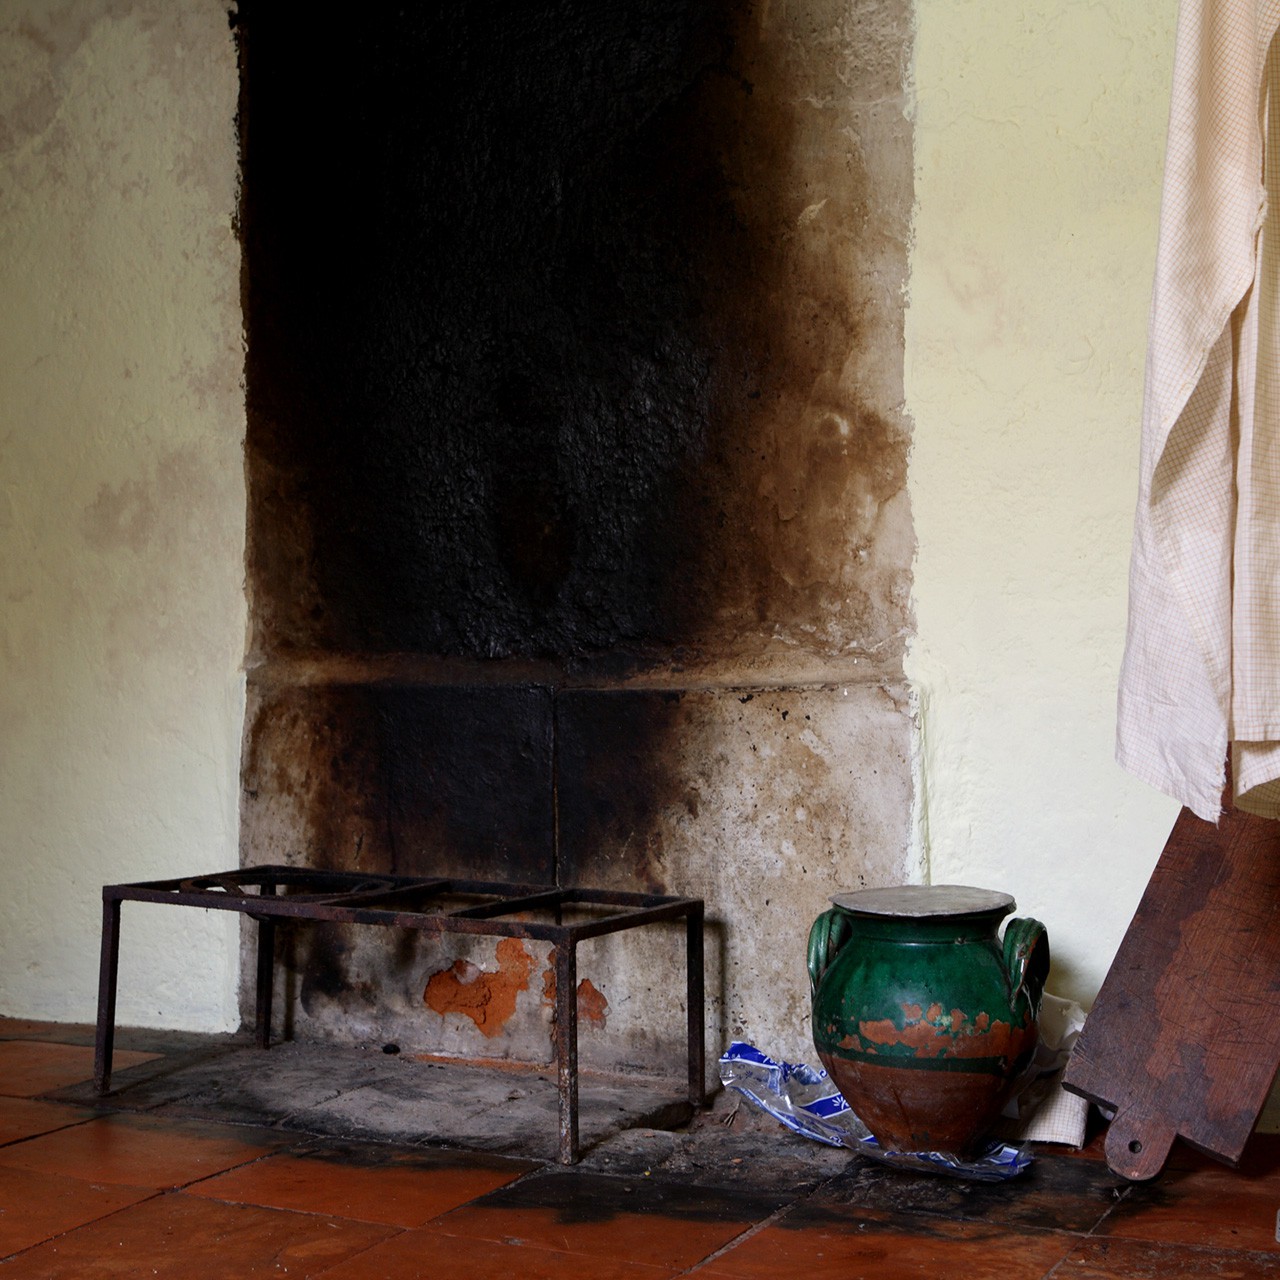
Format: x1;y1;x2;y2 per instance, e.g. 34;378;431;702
423;938;534;1038
540;954;608;1026
576;978;609;1025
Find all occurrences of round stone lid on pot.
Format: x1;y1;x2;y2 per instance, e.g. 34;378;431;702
830;884;1015;918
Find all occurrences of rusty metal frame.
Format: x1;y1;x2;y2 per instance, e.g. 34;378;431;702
93;866;705;1164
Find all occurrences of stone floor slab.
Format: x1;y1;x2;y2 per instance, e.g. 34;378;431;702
55;1036;693;1162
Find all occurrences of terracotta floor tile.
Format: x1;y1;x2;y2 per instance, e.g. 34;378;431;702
432;1170;784;1271
0;1191;393;1279
434;1200;751;1271
188;1139;534;1227
0;1113;286;1189
0;1165;155;1259
699;1216;1077;1280
0;1097;94;1146
1099;1156;1280;1253
315;1225;679;1279
1054;1236;1280;1278
0;1041;158;1098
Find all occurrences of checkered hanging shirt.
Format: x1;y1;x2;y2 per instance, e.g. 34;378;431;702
1118;0;1280;820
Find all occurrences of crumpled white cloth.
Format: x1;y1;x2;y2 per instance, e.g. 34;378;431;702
997;993;1089;1146
1118;0;1280;820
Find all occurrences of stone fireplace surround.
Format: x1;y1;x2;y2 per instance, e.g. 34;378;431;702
235;0;915;1076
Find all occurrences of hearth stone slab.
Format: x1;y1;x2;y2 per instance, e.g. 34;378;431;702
52;1040;692;1163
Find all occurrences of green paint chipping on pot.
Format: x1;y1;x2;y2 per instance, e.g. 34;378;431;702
808;885;1049;1157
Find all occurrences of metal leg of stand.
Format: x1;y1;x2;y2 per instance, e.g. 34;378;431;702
255;919;276;1050
686;903;705;1107
555;941;580;1164
93;895;121;1094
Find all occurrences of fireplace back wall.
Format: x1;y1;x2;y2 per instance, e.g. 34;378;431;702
237;0;915;1072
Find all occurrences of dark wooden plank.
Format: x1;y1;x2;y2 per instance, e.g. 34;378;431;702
1063;782;1280;1180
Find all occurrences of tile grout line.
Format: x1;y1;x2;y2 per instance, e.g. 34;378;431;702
1;1153;429;1272
302;1227;412;1276
1040;1175;1135;1278
0;1110;108;1151
670;1200;798;1277
0;1188;169;1267
1038;1234;1091;1279
671;1167;853;1277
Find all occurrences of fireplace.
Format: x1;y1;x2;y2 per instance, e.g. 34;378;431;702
234;0;915;1075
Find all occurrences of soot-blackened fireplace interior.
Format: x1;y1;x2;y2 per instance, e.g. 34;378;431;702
233;1;916;1079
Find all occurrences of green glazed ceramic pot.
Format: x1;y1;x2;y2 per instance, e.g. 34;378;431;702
808;885;1049;1157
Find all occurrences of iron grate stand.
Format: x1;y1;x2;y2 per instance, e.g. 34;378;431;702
93;866;706;1164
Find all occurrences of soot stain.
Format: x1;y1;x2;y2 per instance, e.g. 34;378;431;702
375;685;555;883
556;690;689;893
298;922;357;1015
238;1;727;658
241;685;392;874
477;1169;789;1224
242;683;555;884
236;0;901;661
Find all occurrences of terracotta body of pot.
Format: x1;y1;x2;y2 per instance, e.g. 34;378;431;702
808;885;1049;1157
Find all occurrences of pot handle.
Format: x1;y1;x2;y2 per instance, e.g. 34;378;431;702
807;908;852;996
1003;917;1050;1010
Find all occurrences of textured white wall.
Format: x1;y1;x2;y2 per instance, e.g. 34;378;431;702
0;1;245;1029
0;0;1194;1034
906;1;1183;1005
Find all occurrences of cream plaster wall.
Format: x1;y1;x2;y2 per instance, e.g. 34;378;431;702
906;1;1183;1005
0;0;1194;1037
0;1;244;1029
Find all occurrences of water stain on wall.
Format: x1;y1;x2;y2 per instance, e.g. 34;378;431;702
80;477;156;553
